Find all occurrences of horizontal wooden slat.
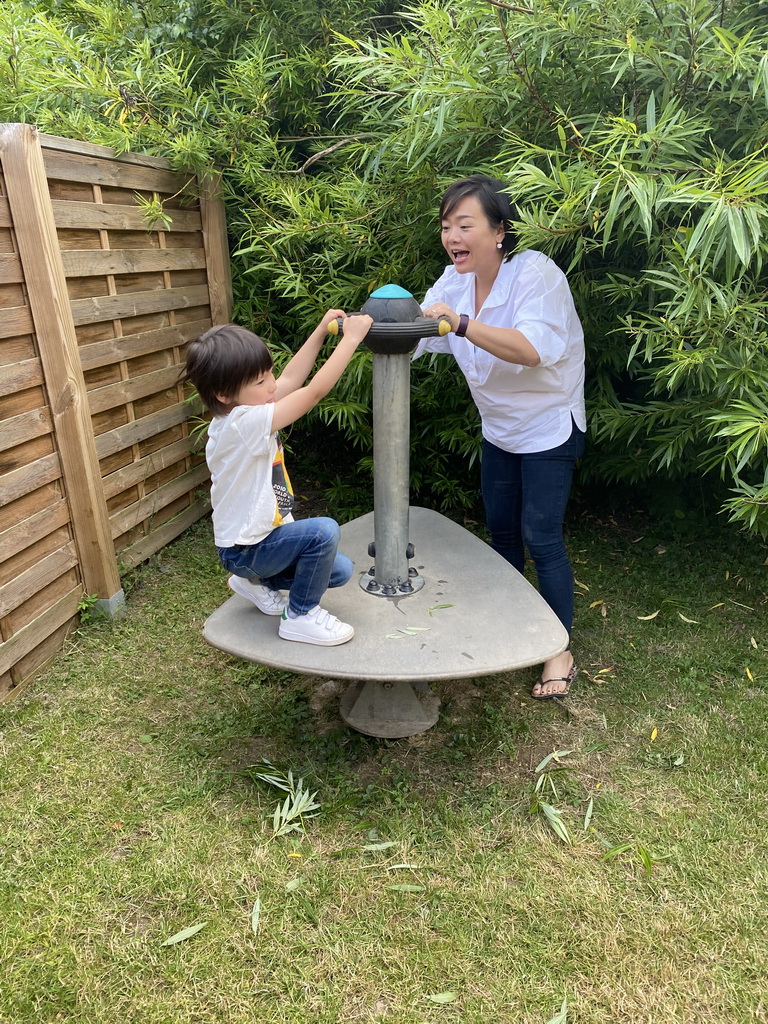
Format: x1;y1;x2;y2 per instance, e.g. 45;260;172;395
43;149;184;195
70;284;211;326
0;253;23;284
0;585;81;678
52;199;202;233
0;498;70;564
0;452;61;508
94;402;189;460
40;133;173;169
0;357;44;398
0;197;11;228
0;406;52;454
0;304;34;340
109;462;209;538
0;541;78;617
87;364;182;414
78;318;209;372
102;436;198;500
2;620;71;702
117;495;210;567
61;247;206;278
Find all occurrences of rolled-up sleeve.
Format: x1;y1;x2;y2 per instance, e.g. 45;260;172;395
511;260;572;367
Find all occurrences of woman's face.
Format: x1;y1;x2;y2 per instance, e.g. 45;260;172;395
440;194;505;278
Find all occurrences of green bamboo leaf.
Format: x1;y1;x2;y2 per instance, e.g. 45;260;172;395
545;999;569;1024
161;922;207;946
426;991;457;1004
583;797;594;831
534;750;574;773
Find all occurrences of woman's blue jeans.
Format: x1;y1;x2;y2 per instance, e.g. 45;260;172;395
480;420;585;636
217;517;354;616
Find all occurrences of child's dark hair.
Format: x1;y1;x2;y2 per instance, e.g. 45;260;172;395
184;324;273;416
439;174;518;261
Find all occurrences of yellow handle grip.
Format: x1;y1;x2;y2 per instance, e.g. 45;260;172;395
327;316;342;336
438;316;452;336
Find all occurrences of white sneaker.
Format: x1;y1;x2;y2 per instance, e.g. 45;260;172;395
228;575;288;616
278;605;354;646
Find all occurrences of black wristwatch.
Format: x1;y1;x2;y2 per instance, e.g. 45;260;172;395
455;314;470;337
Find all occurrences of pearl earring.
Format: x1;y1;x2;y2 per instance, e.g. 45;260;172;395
496;242;503;249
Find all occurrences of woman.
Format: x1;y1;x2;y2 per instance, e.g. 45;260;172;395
418;174;586;700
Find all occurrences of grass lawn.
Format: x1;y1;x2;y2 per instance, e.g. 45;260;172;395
1;503;767;1024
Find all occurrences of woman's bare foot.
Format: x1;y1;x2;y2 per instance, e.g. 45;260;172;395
532;650;575;699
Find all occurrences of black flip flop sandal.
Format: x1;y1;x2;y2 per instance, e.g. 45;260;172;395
532;664;577;701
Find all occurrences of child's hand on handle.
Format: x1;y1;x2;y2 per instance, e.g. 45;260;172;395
339;313;373;345
320;308;347;334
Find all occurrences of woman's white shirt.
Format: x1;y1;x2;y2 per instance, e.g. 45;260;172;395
415;250;586;454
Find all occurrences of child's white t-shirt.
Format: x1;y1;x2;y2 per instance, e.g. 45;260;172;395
206;404;294;547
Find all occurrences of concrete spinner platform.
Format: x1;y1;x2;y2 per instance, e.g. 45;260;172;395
203;506;568;682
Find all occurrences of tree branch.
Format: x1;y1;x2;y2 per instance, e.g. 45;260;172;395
483;0;535;13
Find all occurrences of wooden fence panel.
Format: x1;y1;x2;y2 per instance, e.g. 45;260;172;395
0;125;231;701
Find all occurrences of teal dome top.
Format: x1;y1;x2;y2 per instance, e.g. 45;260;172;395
370;284;413;299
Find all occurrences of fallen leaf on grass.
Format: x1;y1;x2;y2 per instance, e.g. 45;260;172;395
678;613;700;624
650;727;658;741
386;884;425;892
545;999;569;1024
251;898;261;935
746;666;755;682
426;992;456;1004
161;922;207;946
637;610;660;620
751;637;758;649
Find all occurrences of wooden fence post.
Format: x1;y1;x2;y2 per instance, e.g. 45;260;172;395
200;173;233;325
0;124;123;614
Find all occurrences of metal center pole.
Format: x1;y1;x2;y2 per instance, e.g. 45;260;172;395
372;351;410;590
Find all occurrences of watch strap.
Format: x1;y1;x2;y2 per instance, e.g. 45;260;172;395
455;313;470;337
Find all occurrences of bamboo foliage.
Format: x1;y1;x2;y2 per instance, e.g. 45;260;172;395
2;0;767;528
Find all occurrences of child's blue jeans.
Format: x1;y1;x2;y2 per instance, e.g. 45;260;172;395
480;419;585;637
217;517;354;616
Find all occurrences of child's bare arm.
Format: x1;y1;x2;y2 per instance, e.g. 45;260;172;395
270;314;372;432
274;308;346;400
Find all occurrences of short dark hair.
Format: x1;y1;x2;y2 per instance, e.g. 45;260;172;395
439;174;518;261
184;324;273;416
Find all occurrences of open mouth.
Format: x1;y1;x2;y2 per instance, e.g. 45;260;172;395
452;249;470;262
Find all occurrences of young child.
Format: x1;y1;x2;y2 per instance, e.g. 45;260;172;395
185;309;372;646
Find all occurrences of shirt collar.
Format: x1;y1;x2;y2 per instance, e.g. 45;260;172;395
445;257;517;317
